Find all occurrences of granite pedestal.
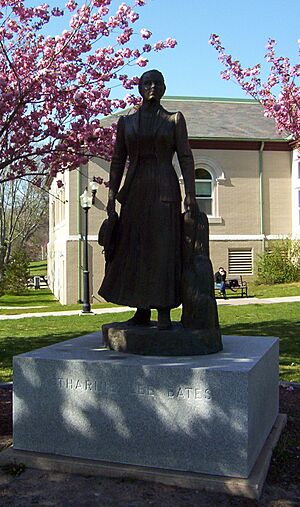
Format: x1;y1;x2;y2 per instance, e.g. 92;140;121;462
13;333;279;479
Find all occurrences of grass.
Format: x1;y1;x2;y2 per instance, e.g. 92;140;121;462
29;260;47;277
173;303;300;383
0;311;133;382
0;289;118;314
0;289;58;308
0;281;299;316
247;280;300;298
0;303;299;383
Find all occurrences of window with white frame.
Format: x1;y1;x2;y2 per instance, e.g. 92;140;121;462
228;248;253;274
195;167;213;215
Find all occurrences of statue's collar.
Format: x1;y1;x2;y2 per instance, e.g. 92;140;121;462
131;105;165;136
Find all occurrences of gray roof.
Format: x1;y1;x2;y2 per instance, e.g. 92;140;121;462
161;97;286;141
101;97;287;141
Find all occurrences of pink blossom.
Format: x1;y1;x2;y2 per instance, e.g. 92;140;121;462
51;7;64;17
153;40;164;51
128;11;139;23
140;28;152;40
124;93;138;104
65;0;77;11
133;49;140;57
136;56;148;67
220;70;230;80
165;37;177;48
209;33;300;146
0;0;177;185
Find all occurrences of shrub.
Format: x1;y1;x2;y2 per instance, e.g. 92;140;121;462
3;251;30;295
255;239;300;284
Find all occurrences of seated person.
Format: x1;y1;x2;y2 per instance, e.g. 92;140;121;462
214;267;227;299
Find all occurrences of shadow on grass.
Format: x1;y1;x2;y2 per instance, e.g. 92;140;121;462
29;261;47;269
0;312;134;382
0;330;95;383
1;310;299;382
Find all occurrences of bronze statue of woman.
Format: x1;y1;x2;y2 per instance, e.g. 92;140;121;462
98;69;197;330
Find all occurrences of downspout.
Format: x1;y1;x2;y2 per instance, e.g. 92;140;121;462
289;150;294;239
259;142;265;252
77;169;82;303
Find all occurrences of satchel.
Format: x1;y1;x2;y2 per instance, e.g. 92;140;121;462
98;211;119;262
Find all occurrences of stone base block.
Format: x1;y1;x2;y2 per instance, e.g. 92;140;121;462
102;321;223;355
13;333;279;479
0;414;287;500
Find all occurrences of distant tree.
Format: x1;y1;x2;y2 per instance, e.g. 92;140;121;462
24;213;49;261
0;177;48;280
0;0;176;186
209;35;300;147
2;250;30;295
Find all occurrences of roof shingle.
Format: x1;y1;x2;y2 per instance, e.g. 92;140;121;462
161;97;286;141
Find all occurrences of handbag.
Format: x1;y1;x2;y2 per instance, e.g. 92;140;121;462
98;211;119;262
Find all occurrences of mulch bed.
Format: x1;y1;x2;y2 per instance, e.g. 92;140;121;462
267;385;300;488
0;383;299;502
0;385;13;452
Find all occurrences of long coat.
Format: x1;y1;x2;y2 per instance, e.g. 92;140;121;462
110;106;195;204
99;105;196;309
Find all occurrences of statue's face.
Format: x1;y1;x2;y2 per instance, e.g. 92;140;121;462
139;71;166;102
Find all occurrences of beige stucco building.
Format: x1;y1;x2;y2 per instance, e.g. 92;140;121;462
48;97;298;304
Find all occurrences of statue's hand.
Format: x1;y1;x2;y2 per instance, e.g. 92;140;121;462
184;194;197;217
106;198;116;216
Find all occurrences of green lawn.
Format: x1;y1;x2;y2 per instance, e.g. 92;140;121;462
247;281;300;298
29;260;47;277
214;280;300;299
173;303;300;383
0;303;299;383
0;311;132;382
0;289;117;314
0;281;299;316
0;289;59;308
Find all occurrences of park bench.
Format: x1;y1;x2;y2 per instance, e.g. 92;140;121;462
215;275;248;298
27;275;48;289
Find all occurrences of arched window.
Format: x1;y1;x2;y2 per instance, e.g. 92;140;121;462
195;167;213;215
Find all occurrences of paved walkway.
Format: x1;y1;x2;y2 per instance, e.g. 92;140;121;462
0;296;299;320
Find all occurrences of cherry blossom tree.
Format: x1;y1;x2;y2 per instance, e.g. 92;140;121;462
209;35;300;147
0;0;176;185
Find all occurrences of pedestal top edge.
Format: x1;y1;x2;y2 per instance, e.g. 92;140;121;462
13;334;279;370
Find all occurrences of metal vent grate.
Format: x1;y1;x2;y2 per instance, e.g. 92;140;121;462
228;249;253;274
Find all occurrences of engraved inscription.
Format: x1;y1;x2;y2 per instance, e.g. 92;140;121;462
167;387;211;400
57;378;212;400
136;384;155;397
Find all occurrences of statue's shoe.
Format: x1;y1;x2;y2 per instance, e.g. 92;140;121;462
126;316;151;327
126;308;151;326
157;311;172;330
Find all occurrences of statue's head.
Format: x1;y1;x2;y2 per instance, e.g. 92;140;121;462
138;69;166;102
